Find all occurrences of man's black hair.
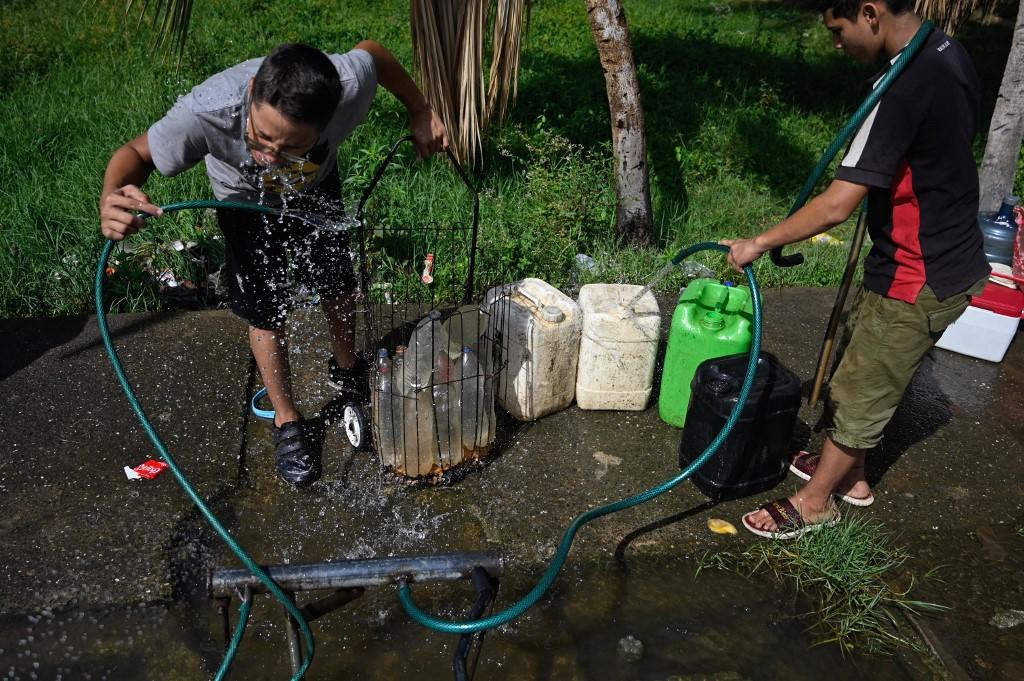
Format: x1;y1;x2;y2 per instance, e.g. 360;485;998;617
252;43;342;129
801;0;913;21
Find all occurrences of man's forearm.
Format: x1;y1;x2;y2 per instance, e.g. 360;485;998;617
356;40;430;116
102;141;155;197
754;179;868;251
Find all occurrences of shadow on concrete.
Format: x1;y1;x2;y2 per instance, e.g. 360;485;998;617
613;499;719;564
0;315;88;380
868;357;954;486
58;311;189;361
166;356;259;603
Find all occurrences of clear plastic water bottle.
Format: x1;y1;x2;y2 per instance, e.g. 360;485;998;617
373;349;398;468
433;350;461;468
413;388;438;476
458;346;492;460
396;344;436;476
409;309;444;389
390;346;409;470
480;347;497;447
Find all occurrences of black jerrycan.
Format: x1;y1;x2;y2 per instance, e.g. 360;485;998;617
679;351;800;500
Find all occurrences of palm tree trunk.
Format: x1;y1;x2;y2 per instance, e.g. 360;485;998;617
979;0;1024;213
586;0;654;246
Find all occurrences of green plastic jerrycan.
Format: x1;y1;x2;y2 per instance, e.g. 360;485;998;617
658;279;756;428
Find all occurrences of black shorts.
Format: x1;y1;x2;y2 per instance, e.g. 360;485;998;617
217;169;357;330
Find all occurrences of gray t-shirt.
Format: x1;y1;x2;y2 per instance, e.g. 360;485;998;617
148;49;377;203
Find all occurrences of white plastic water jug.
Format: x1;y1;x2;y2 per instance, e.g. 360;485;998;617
485;278;582;420
576;284;660;411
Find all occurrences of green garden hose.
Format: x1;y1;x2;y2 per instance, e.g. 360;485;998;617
98;19;938;656
399;242;763;634
95;199;313;681
401;21;938;636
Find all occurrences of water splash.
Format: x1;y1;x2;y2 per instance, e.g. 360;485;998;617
268;208;359;234
621;259;677;317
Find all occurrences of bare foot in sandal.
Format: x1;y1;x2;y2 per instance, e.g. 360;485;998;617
742;494;839;539
790;451;874;506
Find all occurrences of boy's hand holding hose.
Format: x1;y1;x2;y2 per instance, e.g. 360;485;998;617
719;236;770;273
720;178;868;274
100;185;163;241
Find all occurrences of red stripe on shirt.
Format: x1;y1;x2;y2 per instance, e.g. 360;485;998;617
887;160;926;303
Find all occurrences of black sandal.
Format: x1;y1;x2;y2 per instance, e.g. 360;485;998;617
271;420;321;487
327;356;369;399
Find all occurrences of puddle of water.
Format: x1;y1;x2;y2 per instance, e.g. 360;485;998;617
1;559;924;680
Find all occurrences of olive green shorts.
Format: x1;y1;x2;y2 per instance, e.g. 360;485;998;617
824;278;987;450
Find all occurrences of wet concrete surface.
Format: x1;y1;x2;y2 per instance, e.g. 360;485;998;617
1;288;1022;679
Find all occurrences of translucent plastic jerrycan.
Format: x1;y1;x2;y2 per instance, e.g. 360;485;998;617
658;278;755;428
576;284;661;411
484;278;582;421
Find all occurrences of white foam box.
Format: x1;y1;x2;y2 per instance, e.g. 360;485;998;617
935;281;1022;362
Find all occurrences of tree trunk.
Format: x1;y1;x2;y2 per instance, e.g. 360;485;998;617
979;0;1024;213
586;0;654;247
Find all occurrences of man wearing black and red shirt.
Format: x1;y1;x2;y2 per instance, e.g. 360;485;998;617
722;0;989;538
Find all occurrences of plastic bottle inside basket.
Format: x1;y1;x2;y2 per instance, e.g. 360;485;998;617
409;310;444;389
413;388;438;476
457;346;492;461
395;343;436;476
390;346;409;471
373;349;398;468
433;351;460;469
444;304;488;359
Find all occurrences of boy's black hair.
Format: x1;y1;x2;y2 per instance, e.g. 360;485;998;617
801;0;913;21
252;44;342;129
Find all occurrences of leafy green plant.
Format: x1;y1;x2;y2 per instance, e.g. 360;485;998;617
698;515;948;656
0;0;1012;319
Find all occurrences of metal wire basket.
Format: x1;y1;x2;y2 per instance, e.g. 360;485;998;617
352;136;508;481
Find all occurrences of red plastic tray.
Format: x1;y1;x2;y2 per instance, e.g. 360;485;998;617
972;281;1024;318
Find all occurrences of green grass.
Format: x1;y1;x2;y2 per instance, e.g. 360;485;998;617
699;515;948;656
0;0;1015;318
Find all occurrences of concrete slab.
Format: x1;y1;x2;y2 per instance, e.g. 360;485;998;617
1;287;1022;678
0;311;253;612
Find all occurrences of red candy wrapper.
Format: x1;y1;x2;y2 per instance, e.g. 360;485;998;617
124;459;169;480
421;253;435;284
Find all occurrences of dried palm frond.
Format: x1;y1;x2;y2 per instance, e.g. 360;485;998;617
459;0;487;165
914;0;997;35
125;0;194;67
487;0;528;127
412;0;530;167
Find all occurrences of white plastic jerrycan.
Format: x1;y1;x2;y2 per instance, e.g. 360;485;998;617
575;284;660;411
484;278;582;421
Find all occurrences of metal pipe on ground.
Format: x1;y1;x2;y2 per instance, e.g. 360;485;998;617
208;551;504;597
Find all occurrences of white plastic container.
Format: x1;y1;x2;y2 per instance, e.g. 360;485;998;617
935;281;1022;362
575;284;661;411
485;278;582;421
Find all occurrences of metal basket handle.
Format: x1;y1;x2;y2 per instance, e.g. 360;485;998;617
355;135;481;304
356;135;478;217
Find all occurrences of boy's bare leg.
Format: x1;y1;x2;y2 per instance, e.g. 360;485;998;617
836;450;871;501
250;325;301;427
321;292;357;368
